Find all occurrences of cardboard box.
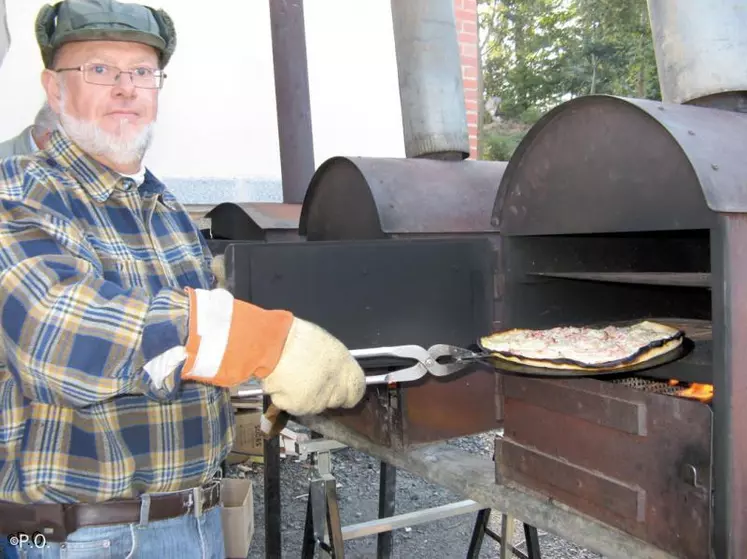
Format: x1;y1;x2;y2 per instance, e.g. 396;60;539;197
221;478;254;559
227;410;264;464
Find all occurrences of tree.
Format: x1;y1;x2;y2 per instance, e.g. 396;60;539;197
480;0;578;119
478;0;661;160
569;0;661;99
479;0;660;119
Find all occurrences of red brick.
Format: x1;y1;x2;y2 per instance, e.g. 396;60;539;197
462;66;478;79
460;43;478;58
460;54;479;68
461;20;477;35
455;0;479;159
459;30;477;42
454;8;474;22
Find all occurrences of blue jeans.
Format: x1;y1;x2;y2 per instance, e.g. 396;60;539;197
3;505;225;558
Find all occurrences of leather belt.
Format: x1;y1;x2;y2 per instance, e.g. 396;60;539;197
0;480;221;543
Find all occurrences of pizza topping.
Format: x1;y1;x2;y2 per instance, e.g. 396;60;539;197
480;321;681;367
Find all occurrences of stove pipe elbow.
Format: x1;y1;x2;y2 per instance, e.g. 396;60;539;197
647;0;747;109
391;0;470;160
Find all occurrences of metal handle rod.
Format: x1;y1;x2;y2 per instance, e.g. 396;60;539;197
235;375;392;399
350;345;429;361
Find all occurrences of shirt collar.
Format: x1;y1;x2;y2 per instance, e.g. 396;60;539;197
27;127;39;152
46;128;126;203
140;169;179;211
45;128;176;210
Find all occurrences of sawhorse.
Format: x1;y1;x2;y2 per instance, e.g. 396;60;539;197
297;437;542;559
467;508;542;559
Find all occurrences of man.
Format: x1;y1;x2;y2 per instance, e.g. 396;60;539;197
0;1;365;557
0;102;58;157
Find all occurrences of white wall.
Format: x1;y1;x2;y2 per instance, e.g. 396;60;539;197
0;0;406;203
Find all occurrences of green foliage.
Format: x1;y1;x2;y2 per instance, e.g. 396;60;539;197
482;128;526;161
480;119;534;161
479;0;661;122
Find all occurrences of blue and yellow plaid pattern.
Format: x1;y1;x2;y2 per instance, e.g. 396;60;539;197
0;130;234;504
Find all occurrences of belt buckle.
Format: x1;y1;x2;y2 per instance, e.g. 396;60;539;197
203;479;221;509
188;480;221;518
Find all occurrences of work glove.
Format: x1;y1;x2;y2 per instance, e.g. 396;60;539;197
180;256;366;418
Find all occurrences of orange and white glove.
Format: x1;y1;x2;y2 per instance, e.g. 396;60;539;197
179;287;366;417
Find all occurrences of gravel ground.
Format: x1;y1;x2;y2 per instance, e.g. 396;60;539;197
227;425;603;559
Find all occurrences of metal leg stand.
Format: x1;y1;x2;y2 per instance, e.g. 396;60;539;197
263;396;282;558
300;439;349;559
377;462;396;559
298;438;488;558
466;508;542;559
524;522;542;559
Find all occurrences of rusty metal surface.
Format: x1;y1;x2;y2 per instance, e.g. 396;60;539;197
205;202;301;241
297;158;505;444
400;365;499;445
647;0;747;105
225;236;500;447
269;0;315;204
296;414;680;559
497;376;712;559
711;214;747;559
390;0;469;159
497;232;712;366
322;364;502;452
300;156;507;239
527;271;710;288
686;92;747;113
325;365;500;449
494;95;747;234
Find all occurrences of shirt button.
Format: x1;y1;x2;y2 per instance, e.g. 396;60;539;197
122;180;134;191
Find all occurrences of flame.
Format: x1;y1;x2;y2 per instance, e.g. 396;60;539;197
669;380;714;403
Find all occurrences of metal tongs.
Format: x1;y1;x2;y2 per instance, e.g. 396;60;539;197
234;344;481;399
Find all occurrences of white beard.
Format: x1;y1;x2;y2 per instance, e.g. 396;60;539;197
58;88;155;168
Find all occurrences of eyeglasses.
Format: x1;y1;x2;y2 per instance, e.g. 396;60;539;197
54;63;167;90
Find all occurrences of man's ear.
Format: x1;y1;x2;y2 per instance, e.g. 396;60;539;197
41;69;62;115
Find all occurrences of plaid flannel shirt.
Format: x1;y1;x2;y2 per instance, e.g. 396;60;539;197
0;130;234;504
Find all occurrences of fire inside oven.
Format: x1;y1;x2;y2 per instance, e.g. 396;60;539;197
617;376;712;401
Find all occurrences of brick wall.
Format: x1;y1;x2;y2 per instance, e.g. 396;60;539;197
454;0;479;159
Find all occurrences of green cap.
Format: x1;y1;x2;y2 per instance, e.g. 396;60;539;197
35;0;176;69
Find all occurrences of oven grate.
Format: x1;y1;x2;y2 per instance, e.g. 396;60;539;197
610;377;684;396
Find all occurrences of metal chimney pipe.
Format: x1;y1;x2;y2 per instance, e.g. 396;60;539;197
269;0;316;204
647;0;747;109
390;0;470;160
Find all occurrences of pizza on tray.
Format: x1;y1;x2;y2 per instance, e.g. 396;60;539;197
479;320;684;371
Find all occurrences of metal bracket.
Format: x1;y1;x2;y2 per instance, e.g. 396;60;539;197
300;437;494;559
